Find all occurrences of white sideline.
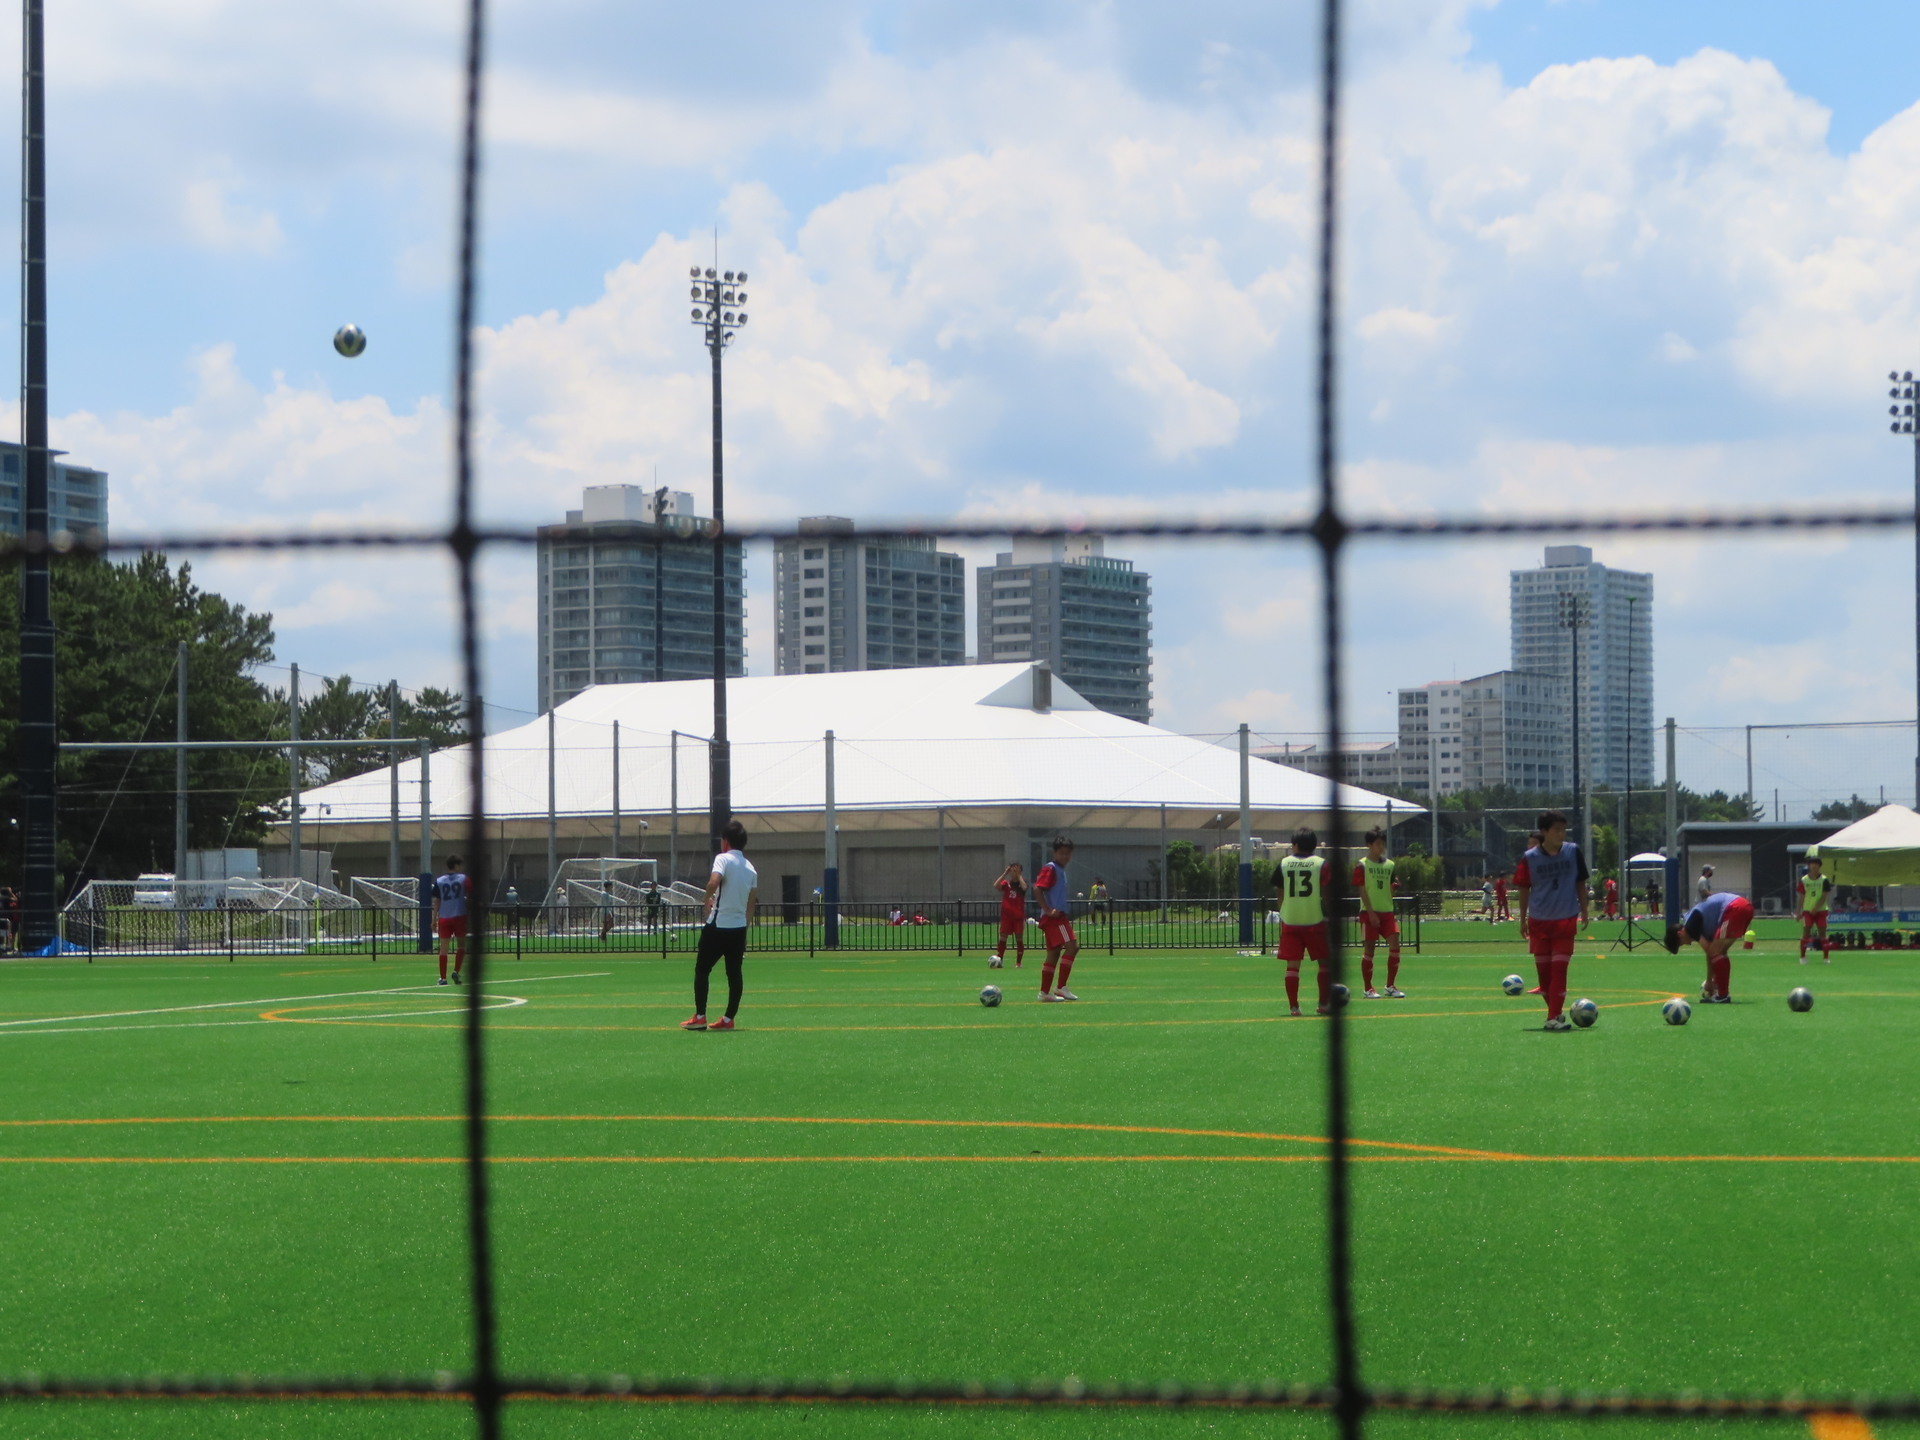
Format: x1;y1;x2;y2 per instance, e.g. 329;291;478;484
0;972;610;1030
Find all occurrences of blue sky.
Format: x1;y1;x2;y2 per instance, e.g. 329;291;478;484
9;0;1920;799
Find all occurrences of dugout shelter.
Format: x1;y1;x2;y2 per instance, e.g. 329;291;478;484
282;662;1418;904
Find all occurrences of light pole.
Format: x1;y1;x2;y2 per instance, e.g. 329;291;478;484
1558;591;1591;852
689;262;749;855
1887;370;1919;808
17;0;55;949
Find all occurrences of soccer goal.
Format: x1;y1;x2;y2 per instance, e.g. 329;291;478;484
62;877;360;955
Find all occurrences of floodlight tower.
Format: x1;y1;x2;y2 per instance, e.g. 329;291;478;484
689;263;749;854
1557;591;1591;851
17;0;55;949
1888;370;1920;809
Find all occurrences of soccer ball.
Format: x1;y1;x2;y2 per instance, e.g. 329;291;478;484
1501;974;1525;996
1788;987;1814;1013
1700;979;1713;1002
1662;997;1692;1026
332;323;367;358
1570;997;1598;1028
1329;983;1349;1007
987;955;1003;969
980;984;1002;1008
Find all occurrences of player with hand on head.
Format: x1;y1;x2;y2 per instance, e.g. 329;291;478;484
993;862;1027;968
1352;827;1403;998
1277;828;1333;1016
1797;853;1834;964
1665;888;1754;1002
1514;811;1589;1031
1034;839;1079;1000
433;854;473;986
681;820;759;1032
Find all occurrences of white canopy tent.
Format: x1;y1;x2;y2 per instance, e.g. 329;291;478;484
289;663;1421;839
1806;805;1920;885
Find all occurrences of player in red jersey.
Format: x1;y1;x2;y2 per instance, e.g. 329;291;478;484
1033;839;1079;1000
1665;890;1754;1002
432;855;473;986
992;862;1027;968
1493;873;1510;921
1602;876;1618;920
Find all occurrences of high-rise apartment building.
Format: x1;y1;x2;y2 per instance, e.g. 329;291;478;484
1397;670;1570;797
773;517;965;674
1510;545;1653;790
976;536;1152;723
536;485;744;713
0;441;106;541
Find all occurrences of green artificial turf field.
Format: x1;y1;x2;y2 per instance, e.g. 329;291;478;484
2;937;1916;1439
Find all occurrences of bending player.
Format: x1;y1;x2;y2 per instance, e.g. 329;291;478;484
1277;828;1332;1016
992;862;1027;968
433;854;472;986
1513;811;1588;1031
1797;853;1833;964
1034;838;1079;1000
1352;827;1403;998
1664;888;1754;1002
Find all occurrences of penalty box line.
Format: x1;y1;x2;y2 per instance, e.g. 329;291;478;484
0;972;610;1034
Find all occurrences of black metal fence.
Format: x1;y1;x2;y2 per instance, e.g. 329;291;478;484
52;897;1423;960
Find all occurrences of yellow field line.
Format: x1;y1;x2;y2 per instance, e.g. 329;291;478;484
1809;1414;1874;1439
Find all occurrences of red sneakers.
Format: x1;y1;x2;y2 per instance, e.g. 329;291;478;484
679;1015;707;1031
708;1017;736;1031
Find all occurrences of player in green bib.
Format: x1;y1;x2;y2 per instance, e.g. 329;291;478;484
1797;853;1833;963
1275;828;1333;1016
1350;827;1403;998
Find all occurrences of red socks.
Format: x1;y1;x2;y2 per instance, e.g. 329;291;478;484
1040;960;1057;993
1056;956;1074;988
1710;955;1731;999
438;953;448;980
1361;956;1375;990
1386;949;1400;989
1285;968;1300;1007
1543;959;1569;1018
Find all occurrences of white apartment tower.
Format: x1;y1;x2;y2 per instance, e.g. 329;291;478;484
1510;545;1653;791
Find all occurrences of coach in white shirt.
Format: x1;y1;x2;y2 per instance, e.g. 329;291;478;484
681;819;759;1032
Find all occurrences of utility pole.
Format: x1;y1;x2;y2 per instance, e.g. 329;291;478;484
387;681;402;878
1558;592;1591;851
611;719;621;860
1237;722;1253;945
289;663;302;885
17;0;55;947
689;260;749;855
823;729;838;949
173;643;189;880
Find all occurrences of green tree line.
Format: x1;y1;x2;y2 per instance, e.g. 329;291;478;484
0;554;465;889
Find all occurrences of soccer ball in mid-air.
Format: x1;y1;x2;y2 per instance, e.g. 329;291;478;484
332;323;367;358
1788;987;1814;1013
1501;974;1525;996
980;984;1002;1008
1570;997;1598;1028
987;955;1003;969
1662;997;1692;1026
1329;983;1349;1007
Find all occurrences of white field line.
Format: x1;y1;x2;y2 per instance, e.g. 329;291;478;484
280;996;529;1022
0;972;609;1031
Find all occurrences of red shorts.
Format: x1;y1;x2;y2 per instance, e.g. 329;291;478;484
437;916;468;939
1360;911;1399;943
998;915;1026;938
1715;897;1755;941
1801;910;1829;925
1526;915;1578;959
1277;922;1329;963
1039;915;1076;948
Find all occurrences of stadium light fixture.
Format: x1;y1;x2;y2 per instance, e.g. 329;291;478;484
687;251;756;858
1883;368;1920;806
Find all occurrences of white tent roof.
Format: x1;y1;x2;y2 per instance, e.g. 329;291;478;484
1807;805;1920;884
293;664;1418;832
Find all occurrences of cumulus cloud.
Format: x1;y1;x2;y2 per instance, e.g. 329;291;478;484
20;0;1920;759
